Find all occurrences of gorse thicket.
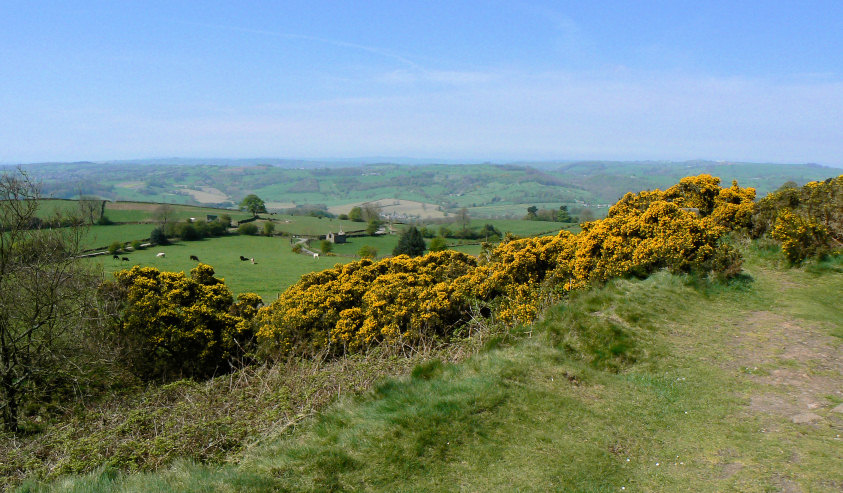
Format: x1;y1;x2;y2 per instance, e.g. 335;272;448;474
107;264;261;380
111;174;840;365
752;175;842;263
255;251;477;355
255;174;755;357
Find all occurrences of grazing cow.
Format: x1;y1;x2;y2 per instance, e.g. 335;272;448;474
313;253;319;261
250;258;255;264
190;255;199;261
239;255;248;261
113;254;119;260
156;252;166;258
122;257;130;261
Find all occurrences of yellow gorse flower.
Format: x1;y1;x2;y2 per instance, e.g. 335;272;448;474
255;175;755;357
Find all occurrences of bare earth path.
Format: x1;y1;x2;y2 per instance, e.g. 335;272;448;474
674;263;842;492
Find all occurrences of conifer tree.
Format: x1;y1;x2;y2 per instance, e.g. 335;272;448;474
393;226;426;257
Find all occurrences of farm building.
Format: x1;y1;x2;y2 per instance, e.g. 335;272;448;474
326;229;347;244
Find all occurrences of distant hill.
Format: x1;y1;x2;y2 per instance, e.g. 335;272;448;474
544;160;838;203
11;159;839;218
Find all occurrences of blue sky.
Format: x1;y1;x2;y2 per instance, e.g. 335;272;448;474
1;1;841;165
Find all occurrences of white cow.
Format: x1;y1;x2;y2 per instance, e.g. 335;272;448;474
313;253;319;261
156;252;166;258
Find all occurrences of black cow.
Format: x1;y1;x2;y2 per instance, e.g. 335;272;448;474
121;257;130;261
239;255;248;261
190;255;199;261
113;254;119;260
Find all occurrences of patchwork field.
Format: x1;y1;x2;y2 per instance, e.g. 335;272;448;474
23;161;836;223
177;186;230;204
327;198;448;220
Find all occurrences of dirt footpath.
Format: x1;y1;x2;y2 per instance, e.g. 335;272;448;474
714;273;843;492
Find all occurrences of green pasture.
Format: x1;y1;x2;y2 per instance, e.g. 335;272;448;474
466;202;588;218
85;235;354;301
33;199;81;218
449;243;483;256
108;188;195;205
80;224;155;250
34;199;252;224
269;215;365;237
324;234;485;258
325;234;400;258
99;209;151;222
85;230;489;298
102;203;251;223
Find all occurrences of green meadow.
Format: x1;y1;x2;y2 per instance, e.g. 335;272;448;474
84;235;354;301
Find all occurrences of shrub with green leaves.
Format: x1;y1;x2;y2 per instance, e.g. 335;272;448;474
428;236;448;252
238;223;259;236
358;245;377;259
150;227;168;245
263;221;275;237
107;241;122;255
96;215;113;225
393;226;426;257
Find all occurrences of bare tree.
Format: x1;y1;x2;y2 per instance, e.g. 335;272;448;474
78;194;104;225
0;169;99;431
151;204;174;226
457;207;470;231
361;203;381;223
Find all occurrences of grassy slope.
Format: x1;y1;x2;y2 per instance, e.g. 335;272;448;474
101;204;252;224
34;199;252;223
25;251;842;492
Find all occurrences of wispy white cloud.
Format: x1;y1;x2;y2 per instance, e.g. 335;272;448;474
513;3;589;58
375;69;500;86
3;64;841;165
172;20;425;72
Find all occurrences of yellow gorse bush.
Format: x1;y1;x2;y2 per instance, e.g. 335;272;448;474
771;209;831;264
255;251;477;355
257;175;755;357
105;174;839;367
110;263;262;380
753;174;842;263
